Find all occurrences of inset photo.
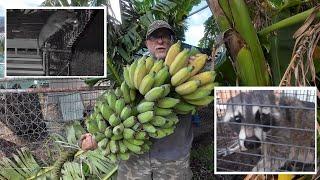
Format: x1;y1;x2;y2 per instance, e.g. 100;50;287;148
6;8;106;77
214;87;316;174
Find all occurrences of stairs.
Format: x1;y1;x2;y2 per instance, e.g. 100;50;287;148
7;39;44;76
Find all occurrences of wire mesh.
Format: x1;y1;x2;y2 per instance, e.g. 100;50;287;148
0;78;108;161
215;89;316;172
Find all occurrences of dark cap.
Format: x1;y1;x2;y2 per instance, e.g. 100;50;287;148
146;20;175;39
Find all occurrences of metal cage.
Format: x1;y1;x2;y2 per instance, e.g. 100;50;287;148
215;89;316;172
0;78;108;161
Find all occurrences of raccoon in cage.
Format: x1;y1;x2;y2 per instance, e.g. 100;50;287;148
38;10;79;48
221;91;315;172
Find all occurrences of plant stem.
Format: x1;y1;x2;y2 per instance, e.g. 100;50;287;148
258;7;320;36
102;165;118;180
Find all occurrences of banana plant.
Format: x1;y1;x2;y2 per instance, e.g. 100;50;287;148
0;121;118;180
206;0;320;86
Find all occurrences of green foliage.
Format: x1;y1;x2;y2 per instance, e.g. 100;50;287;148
198;15;218;49
0;121;118;179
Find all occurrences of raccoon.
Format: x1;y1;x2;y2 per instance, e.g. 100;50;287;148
221;90;315;172
38;10;79;48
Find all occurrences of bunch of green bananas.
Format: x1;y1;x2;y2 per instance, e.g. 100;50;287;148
85;89;152;162
85;41;217;162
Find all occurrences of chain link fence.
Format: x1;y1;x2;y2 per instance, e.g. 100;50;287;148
215;89;316;173
0;78;108;161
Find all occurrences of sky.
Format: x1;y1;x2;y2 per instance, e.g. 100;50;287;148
0;0;44;16
184;1;212;47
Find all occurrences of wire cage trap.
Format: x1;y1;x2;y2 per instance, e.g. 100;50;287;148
0;78;108;161
215;89;316;173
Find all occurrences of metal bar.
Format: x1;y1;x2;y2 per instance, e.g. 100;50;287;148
218;121;315;132
0;86;109;93
217;102;314;110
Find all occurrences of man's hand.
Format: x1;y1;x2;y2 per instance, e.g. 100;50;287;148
79;133;98;151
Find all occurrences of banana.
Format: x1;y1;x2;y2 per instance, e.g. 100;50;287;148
150;59;164;73
109;113;121;127
167;114;179;124
115;86;122;98
93;101;102;113
169;49;190;75
162;119;175;128
115;98;125;115
165;40;181;66
133;58;147;89
175;80;201;95
119;153;130;161
129;60;138;87
174;101;196;112
161;84;171;98
97;117;107;132
145;56;155;72
157;97;180;108
108;154;117;163
121;82;131;103
174;109;192;115
98;138;108;149
198;82;217;91
104;126;113;138
120;106;132;120
151;116;166;127
86;119;99;134
150;129;167;139
144;86;165;101
123;116;137;128
162;127;174;136
132;122;143;131
154;65;170;87
103;142;111;156
154;107;172;116
100;103;113;121
123;65;134;89
123;139;142;154
129;89;136;102
143;123;156;133
113;123;124;135
93;132;105;142
171;66;194;86
189;71;216;85
139;72;156;95
111;134;123;141
106;90;117;111
109;140;119;154
123;128;135;139
137;101;154;113
119;141;128;153
188;53;208;76
129;139;144;146
137;111;154;124
134;131;148;140
182;88;211;100
185;95;214;106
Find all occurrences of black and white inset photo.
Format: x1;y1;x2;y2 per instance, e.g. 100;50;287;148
214;87;317;174
6;8;106;77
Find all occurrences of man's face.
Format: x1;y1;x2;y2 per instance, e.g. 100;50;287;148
146;28;174;60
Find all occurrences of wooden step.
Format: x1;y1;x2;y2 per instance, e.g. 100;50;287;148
7;70;45;76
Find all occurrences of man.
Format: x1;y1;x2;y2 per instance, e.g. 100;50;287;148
80;20;193;180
